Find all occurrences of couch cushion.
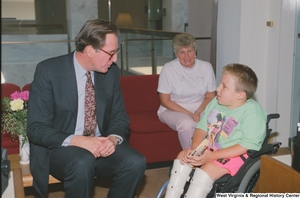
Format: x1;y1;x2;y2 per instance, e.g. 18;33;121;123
2;133;19;154
129;129;181;163
120;75;160;113
128;112;173;134
1;83;21;98
22;83;31;91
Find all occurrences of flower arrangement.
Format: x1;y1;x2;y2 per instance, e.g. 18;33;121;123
1;91;29;147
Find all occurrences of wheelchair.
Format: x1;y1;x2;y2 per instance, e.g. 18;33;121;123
156;113;281;198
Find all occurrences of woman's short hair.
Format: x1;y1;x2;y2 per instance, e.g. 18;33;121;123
172;33;197;55
223;63;258;99
75;19;119;52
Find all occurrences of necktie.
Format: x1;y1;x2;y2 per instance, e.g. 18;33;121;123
83;71;97;136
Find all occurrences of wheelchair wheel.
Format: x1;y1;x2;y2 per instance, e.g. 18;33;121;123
155;179;169;198
237;160;260;193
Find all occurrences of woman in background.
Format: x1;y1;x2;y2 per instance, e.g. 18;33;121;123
157;33;216;149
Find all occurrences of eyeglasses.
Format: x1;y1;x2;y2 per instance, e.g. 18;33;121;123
99;48;120;61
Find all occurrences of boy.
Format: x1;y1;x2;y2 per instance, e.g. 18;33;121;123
165;63;267;198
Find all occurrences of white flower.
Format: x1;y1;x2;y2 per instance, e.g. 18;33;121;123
10;99;24;111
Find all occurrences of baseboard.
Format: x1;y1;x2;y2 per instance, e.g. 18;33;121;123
146;161;173;170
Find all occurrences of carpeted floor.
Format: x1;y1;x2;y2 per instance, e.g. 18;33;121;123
24;167;170;198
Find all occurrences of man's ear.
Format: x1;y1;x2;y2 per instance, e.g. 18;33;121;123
86;45;94;57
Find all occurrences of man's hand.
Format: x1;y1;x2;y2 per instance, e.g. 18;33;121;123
70;136;116;158
108;135;118;147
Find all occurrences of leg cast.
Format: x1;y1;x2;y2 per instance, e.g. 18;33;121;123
184;168;214;198
165;159;192;198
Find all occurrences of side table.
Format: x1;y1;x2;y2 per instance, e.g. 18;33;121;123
8;154;60;187
254;148;300;192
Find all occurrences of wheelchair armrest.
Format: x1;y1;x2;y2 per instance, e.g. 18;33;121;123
247;144;273;158
269;142;282;155
247;142;282;158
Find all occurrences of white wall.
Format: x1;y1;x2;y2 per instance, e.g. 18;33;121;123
216;0;242;78
188;0;212;63
217;0;297;147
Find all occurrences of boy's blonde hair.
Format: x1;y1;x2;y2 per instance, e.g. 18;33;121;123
223;63;258;99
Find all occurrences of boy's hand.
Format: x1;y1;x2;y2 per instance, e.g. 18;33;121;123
186;148;215;167
177;149;193;165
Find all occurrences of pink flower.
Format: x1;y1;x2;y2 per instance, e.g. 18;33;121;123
10;91;29;101
10;91;21;100
19;91;29;101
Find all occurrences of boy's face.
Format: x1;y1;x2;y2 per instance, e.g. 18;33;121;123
216;73;246;108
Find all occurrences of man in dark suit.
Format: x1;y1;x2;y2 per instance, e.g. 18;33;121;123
27;19;146;198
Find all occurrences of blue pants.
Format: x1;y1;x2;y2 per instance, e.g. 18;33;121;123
49;143;146;198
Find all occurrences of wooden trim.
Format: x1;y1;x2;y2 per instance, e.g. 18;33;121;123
13;168;25;198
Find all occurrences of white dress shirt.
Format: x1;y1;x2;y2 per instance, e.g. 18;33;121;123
62;52;123;146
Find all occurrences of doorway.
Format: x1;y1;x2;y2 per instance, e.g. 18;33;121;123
147;0;162;30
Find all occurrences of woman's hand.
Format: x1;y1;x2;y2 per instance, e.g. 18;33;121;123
190;111;201;122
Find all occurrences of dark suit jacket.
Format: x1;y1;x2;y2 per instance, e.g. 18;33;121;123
27;52;130;197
